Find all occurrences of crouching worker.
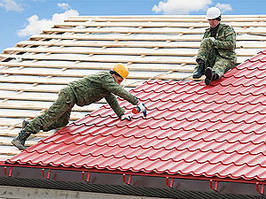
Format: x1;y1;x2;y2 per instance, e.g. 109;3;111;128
193;7;237;85
12;64;140;150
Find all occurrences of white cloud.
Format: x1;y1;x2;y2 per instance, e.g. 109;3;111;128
0;0;23;12
215;3;232;13
57;2;70;10
17;9;79;37
152;0;212;14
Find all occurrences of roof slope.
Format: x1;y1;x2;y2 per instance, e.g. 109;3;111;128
6;50;266;182
0;15;266;160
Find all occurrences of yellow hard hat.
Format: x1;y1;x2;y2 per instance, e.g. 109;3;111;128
113;63;129;79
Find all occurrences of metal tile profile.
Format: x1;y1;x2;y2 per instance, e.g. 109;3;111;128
5;50;266;183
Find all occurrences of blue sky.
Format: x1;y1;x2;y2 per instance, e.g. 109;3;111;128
0;0;265;52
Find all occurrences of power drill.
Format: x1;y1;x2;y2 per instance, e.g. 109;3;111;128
132;103;147;117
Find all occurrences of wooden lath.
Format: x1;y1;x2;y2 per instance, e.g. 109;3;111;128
0;106;94;120
17;40;202;48
0;53;249;65
16;40;266;49
26;33;266;42
0;83;61;93
3;46;261;57
3;46;198;57
0;61;194;72
0;101;95;112
42;27;266;36
0;53;197;64
52;21;266;29
28;33;205;41
43;27;206;35
66;15;266;22
0;76;145;88
0;72;192;86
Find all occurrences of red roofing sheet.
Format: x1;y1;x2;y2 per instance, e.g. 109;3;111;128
6;51;266;182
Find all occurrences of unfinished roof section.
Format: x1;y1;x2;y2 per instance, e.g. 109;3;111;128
0;15;266;160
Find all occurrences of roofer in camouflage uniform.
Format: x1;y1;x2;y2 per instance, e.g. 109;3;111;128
12;64;142;150
193;7;237;85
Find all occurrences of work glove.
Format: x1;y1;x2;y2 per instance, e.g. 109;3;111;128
209;37;216;46
209;37;215;42
121;114;132;121
132;103;147;117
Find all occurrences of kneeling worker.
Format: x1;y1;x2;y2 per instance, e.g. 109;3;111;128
12;64;143;150
193;7;237;85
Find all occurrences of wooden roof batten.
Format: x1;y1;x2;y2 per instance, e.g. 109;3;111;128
0;14;265;160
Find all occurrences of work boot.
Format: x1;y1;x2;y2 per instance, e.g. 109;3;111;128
18;119;30;146
205;67;219;85
193;59;205;78
11;130;32;150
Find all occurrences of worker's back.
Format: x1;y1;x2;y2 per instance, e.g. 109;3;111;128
68;71;112;106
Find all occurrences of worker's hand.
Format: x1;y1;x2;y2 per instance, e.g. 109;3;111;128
134;103;147;117
121;114;132;121
209;37;215;43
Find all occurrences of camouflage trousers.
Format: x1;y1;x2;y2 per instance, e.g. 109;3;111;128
196;38;236;77
24;87;76;134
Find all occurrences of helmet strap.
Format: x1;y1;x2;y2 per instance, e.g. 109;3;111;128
215;16;221;21
110;70;123;79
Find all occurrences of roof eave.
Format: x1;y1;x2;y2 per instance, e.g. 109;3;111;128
0;164;265;197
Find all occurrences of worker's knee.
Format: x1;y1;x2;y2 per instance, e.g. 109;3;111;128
213;57;235;77
42;114;70;131
46;120;69;131
58;87;76;106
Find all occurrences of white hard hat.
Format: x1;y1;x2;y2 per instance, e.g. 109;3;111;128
206;7;221;19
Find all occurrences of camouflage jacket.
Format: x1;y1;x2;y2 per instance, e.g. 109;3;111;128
68;71;138;117
203;23;237;61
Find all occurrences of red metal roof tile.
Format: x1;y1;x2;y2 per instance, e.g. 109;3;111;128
6;51;266;182
249;52;266;62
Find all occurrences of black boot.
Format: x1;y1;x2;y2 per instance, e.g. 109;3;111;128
205;67;219;85
19;120;30;146
11;120;31;150
11;130;31;150
193;59;205;78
